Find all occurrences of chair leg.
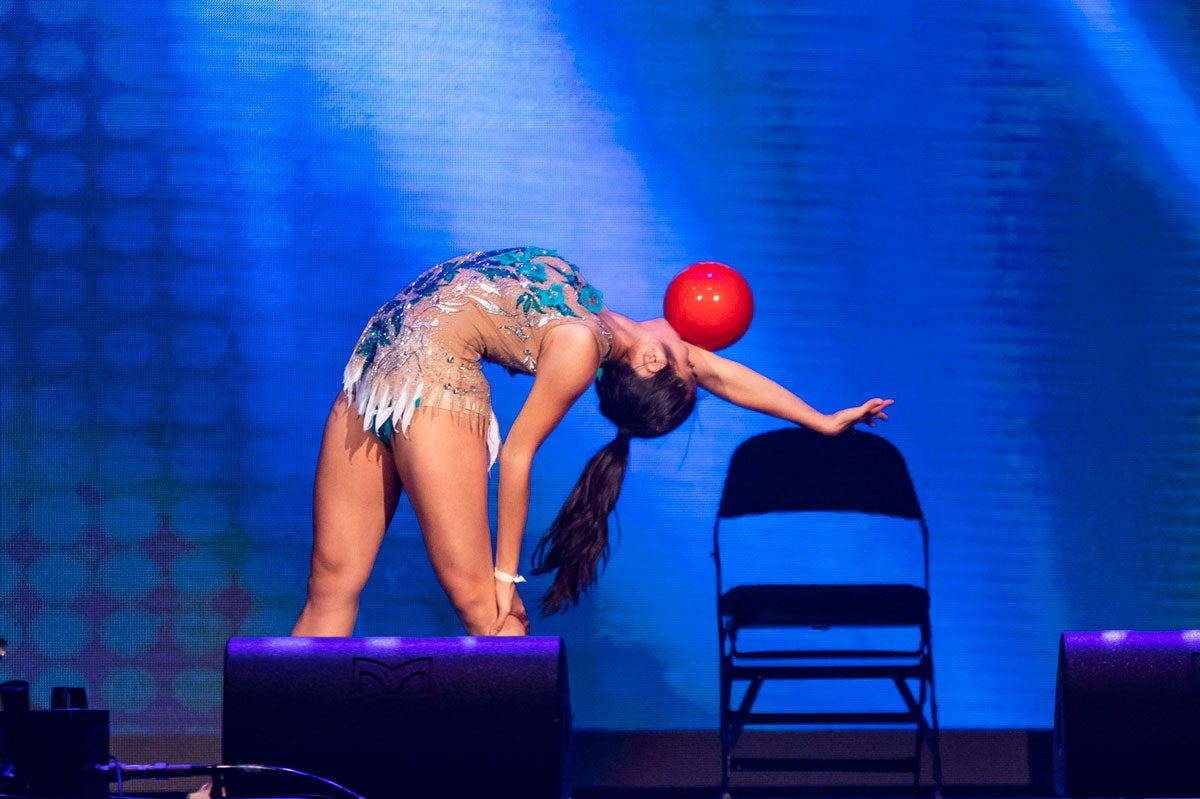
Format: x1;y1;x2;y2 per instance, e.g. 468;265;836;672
896;672;942;798
928;682;944;799
719;654;732;799
719;708;732;799
923;631;944;799
911;721;924;792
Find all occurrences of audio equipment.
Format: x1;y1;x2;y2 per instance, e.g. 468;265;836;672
223;636;570;799
1055;630;1200;797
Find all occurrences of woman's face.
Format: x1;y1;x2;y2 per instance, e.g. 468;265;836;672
631;319;697;385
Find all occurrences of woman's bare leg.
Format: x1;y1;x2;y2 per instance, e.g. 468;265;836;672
392;410;527;636
292;395;401;636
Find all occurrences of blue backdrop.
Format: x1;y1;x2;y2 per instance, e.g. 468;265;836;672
3;0;1200;735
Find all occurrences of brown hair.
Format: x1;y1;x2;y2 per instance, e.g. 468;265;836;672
531;358;695;614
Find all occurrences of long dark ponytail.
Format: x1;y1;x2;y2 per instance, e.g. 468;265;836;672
531;358;695;614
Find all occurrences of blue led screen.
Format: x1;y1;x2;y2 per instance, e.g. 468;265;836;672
4;0;1200;734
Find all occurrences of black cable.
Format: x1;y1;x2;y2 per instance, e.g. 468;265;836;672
93;763;367;799
107;757;122;798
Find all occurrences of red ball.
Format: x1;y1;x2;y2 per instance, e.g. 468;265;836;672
663;262;754;351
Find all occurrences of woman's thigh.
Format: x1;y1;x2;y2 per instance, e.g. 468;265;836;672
310;395;402;583
391;410;493;611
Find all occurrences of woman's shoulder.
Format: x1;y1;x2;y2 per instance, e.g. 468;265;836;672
542;316;612;363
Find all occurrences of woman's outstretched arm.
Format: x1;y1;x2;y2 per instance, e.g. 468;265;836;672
688;345;892;435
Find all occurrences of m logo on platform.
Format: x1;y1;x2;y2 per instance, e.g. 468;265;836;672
349;656;433;701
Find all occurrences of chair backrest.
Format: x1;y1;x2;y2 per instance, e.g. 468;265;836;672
714;427;929;594
718;427;923;521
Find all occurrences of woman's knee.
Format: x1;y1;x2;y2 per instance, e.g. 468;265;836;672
306;550;371;603
440;578;497;635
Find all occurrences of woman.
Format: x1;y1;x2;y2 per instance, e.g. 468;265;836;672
291;247;892;638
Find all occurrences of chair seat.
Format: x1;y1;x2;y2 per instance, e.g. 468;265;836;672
720;583;929;629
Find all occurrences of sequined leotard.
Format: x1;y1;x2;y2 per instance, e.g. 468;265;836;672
343;247;612;465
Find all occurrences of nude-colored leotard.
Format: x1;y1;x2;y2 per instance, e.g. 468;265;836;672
343;247;612;466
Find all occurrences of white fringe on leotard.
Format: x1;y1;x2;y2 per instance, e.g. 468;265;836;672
343;359;501;469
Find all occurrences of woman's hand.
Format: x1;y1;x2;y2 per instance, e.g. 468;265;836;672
821;398;894;435
488;577;529;636
490;577;515;636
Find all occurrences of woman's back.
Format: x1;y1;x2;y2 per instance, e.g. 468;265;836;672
343;247;611;453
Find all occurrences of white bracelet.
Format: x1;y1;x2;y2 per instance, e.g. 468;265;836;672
494;568;526;584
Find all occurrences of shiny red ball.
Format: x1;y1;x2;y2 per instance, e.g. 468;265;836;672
663;262;754;351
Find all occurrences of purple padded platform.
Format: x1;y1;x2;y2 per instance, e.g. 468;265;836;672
1055;630;1200;797
223;636;570;799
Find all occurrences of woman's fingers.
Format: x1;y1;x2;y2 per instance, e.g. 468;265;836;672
856;398;893;427
489;580;514;635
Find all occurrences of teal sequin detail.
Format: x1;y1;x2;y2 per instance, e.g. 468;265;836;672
517;282;575;317
518;259;548;282
578;285;603;313
355;246;606;381
397;246;603;324
354;298;405;373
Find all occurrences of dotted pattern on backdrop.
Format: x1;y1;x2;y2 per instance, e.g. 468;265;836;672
0;1;253;733
7;0;1200;736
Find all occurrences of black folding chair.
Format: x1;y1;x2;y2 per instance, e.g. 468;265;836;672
714;427;942;797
